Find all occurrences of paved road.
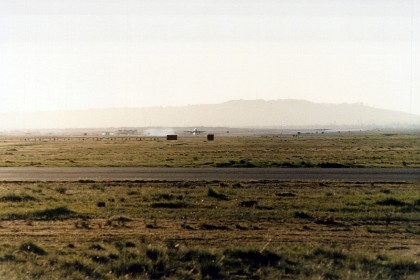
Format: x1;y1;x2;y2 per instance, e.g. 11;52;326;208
0;167;418;182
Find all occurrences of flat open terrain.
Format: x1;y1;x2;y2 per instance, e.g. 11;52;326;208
0;180;418;279
0;167;419;182
0;133;419;279
1;133;419;168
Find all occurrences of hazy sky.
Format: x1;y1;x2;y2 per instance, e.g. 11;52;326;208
1;0;419;115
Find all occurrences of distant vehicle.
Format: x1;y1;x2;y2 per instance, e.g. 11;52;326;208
184;128;205;135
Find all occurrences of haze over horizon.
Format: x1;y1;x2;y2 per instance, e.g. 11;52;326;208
0;98;419;115
1;0;419;115
1;99;419;130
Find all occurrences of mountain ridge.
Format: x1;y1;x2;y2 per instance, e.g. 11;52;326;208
0;99;419;129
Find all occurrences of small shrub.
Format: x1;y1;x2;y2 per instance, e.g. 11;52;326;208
200;259;222;278
91;255;109;264
127;191;139;195
377;197;406;206
146;248;164;261
380;189;392;194
55;187;66;194
63;260;103;278
165;240;179;250
235;224;248;230
208;187;229;200
317;162;351;168
20;242;47;256
313;247;347;260
200;223;230;230
113;260;149;276
78;179;96;183
151;202;188;208
294;211;313;220
31;206;75;220
125;241;136;248
75;219;91;229
182;249;217;263
0;254;16;262
224;249;281;267
155;193;183;200
181;223;195;230
215;159;256;168
315;213;337;225
386;259;420;276
146;220;160;229
240;200;258;208
97;201;106;207
232;183;243;188
0;194;36;202
276;192;296;197
157;193;174;200
89;244;104;251
106;216;132;227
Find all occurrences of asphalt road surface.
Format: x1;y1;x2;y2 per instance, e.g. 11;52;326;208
0;167;419;182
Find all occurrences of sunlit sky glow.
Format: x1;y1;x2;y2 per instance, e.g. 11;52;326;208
0;0;419;115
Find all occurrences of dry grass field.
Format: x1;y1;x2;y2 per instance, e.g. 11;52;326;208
0;133;419;279
0;180;418;279
0;133;419;168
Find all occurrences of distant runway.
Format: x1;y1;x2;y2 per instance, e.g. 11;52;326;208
0;168;419;182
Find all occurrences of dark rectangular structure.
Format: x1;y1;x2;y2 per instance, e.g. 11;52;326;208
166;135;178;140
207;134;214;141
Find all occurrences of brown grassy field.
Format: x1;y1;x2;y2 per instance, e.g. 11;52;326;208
0;180;418;279
0;133;419;168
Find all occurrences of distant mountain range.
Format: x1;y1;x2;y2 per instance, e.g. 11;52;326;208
1;99;419;129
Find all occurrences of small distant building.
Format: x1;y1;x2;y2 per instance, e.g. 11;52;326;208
166;135;178;140
207;134;214;141
117;129;138;135
101;132;114;136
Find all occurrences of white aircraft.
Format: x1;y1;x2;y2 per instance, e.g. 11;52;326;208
184;128;205;135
